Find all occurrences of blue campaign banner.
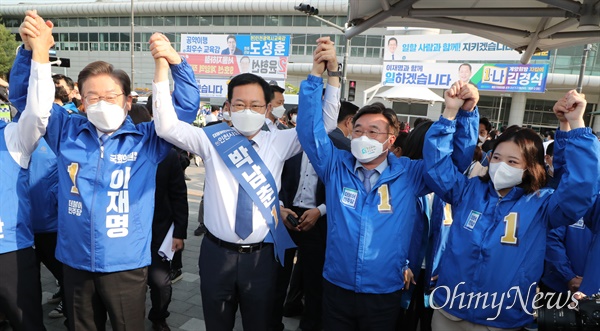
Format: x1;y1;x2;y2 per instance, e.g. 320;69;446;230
181;34;290;57
474;64;548;93
236;35;290;57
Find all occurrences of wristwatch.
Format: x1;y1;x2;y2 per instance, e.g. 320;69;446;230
327;63;343;77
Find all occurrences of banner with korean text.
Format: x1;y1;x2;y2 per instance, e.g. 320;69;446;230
180;34;290;89
183;54;288;80
383;34;550;61
382;62;549;93
197;78;286;98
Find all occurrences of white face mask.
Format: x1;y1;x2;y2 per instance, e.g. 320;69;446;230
222;111;231;121
479;135;487;143
351;136;387;163
291;114;297;124
271;105;286;119
86;100;127;133
231;109;265;136
488;162;525;191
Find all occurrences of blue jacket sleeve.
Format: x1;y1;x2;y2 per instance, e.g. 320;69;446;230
297;75;335;183
545;128;600;229
551;129;567;180
423;110;480;206
170;60;200;124
452;110;479;173
579;233;600;295
545;226;577;286
8;47;33;114
585;198;600;233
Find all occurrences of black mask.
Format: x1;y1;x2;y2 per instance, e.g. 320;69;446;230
55;86;70;104
72;98;82;108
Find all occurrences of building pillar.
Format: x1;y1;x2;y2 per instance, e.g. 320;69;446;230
593;113;600;133
428;100;442;120
508;93;527;126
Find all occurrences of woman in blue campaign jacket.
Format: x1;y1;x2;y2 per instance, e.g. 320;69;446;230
423;88;599;329
15;13;199;330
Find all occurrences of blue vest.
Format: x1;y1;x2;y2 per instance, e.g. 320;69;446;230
0;122;33;253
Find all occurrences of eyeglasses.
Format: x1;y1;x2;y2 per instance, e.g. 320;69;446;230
230;103;267;112
84;93;124;105
352;128;391;139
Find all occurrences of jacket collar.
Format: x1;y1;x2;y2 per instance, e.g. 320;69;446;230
341;151;407;182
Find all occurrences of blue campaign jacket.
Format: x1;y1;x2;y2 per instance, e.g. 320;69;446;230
545;130;600;296
423;118;600;328
580;232;600;295
10;48;200;272
541;221;593;293
297;75;478;294
0;122;33;254
29;140;59;233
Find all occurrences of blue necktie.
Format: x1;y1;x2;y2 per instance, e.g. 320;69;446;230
99;134;108;145
235;184;254;239
360;168;376;192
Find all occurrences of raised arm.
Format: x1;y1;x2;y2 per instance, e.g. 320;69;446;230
149;33;200;124
152;38;209;159
6;11;55;167
297;41;340;182
546;90;600;228
423;82;480;205
317;37;341;133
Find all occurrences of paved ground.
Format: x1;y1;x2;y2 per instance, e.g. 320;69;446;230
32;162;301;331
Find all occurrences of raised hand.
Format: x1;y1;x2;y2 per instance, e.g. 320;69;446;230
459;83;479;111
311;36;336;77
20;10;54;53
149;33;182;65
560;90;586;129
444;81;466;113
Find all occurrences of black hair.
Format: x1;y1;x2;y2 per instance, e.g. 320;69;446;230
546;141;554;156
78;61;131;100
388;37;397;45
227;35;236;42
227;73;272;105
338;101;359;123
479;117;492;133
52;74;75;90
459;63;472;72
413;117;429;128
394;131;408;148
353;102;399;136
402;120;433;160
481;125;546;193
545;130;555;139
129;104;152;124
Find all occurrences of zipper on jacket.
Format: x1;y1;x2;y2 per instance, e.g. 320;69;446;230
89;146;103;271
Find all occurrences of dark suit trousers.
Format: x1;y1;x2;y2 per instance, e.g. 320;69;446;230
199;235;278;331
64;265;147;331
34;232;64;287
323;280;403;331
148;249;172;322
0;247;45;331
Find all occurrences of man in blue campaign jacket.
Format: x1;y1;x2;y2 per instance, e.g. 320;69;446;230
15;13;199;331
297;56;479;327
0;27;54;330
423;88;599;329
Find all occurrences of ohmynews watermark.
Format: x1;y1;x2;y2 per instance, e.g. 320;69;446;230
429;282;581;321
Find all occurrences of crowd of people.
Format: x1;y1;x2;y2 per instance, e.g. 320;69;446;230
0;10;598;331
